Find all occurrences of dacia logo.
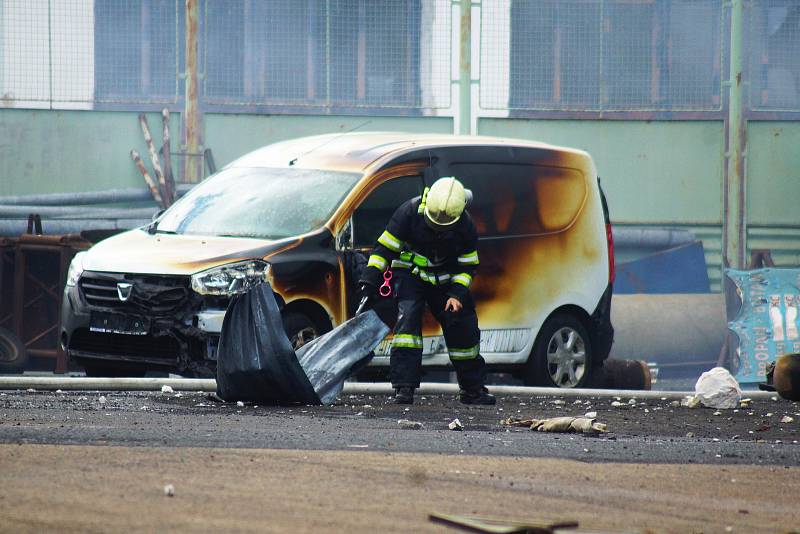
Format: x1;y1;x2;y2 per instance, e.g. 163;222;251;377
116;282;133;302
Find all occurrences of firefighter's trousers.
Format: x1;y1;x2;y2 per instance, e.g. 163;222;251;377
390;270;486;389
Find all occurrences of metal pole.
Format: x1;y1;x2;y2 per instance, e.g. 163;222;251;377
723;0;747;269
458;0;472;135
182;0;204;184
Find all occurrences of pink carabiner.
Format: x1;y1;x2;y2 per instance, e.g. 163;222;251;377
379;269;393;297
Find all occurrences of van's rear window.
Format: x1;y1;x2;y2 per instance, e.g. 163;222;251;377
156;167;361;239
450;163;587;237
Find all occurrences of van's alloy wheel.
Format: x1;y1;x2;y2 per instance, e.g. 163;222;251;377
524;313;593;388
546;326;587;387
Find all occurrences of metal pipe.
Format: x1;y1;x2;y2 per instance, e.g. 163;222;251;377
183;0;204;183
457;0;471;135
611;227;696;249
0;219;150;237
0;185;194;206
0;206;158;218
723;0;747;269
0;377;775;399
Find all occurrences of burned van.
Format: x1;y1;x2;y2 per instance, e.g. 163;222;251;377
60;133;614;387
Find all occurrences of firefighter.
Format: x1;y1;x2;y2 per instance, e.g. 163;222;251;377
359;177;495;405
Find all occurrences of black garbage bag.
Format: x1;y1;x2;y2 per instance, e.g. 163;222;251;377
216;282;390;405
216;282;319;404
296;309;389;404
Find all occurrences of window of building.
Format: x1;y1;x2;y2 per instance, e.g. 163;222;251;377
749;4;800;110
94;0;181;103
203;0;421;109
508;0;722;112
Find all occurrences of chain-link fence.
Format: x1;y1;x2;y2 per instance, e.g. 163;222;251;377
749;0;800;111
481;0;724;112
0;0;449;111
0;0;181;107
203;0;450;110
2;0;798;114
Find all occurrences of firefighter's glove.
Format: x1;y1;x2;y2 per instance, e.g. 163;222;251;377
354;281;378;315
444;297;463;313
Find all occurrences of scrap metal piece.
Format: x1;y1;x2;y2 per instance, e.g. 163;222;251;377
398;419;423;430
139;113;171;206
130;149;165;208
429;512;578;534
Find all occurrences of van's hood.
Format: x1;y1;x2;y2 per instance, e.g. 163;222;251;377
82;229;282;275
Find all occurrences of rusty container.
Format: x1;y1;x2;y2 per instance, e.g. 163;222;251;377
11;231;91;372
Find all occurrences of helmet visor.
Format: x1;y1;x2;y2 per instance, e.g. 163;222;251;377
424;206;460;232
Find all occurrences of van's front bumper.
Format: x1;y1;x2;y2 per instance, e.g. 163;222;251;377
60;271;226;373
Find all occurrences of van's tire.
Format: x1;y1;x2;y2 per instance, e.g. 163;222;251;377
0;326;27;374
524;313;592;388
282;312;320;351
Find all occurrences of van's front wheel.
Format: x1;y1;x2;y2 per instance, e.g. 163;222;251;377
524;313;592;388
282;312;319;351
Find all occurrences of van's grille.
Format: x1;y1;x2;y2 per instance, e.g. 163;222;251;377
69;328;179;360
79;272;190;315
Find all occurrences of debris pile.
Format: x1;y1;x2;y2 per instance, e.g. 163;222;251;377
501;416;607;435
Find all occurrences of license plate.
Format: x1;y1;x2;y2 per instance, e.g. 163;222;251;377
90;312;149;336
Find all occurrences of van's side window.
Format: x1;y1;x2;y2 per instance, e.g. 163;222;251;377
352;175;424;248
451;163;586;237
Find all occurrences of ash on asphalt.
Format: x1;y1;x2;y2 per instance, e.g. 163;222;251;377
1;389;799;466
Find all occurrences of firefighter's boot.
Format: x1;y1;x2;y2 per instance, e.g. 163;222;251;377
394;386;415;405
459;386;496;405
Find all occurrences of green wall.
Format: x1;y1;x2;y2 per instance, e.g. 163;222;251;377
1;108;798;291
0;109;452;196
478;119;724;225
0;109;181;196
205;114;453;170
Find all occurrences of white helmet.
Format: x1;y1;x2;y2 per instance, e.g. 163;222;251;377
423;177;467;231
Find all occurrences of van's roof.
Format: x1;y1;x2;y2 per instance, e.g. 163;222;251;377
227;132;590;175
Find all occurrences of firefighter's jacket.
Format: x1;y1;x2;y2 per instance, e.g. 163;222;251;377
360;194;480;303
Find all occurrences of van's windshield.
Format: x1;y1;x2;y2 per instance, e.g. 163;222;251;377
155;167;361;239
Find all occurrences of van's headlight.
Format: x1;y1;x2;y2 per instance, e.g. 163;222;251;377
191;260;271;296
65;251;87;287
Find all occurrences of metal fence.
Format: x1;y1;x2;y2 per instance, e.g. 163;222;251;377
749;0;800;111
1;0;799;114
202;0;451;110
0;0;450;111
480;0;725;112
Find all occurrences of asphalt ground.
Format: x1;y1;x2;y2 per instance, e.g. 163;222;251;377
2;389;800;533
1;389;799;466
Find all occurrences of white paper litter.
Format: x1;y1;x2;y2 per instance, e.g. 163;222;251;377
163;484;175;497
448;418;464;431
161;385;174;394
693;367;742;409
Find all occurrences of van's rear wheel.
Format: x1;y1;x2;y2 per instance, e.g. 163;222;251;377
524;313;592;388
282;312;319;351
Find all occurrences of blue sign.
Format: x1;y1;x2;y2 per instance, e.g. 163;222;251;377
726;268;800;384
